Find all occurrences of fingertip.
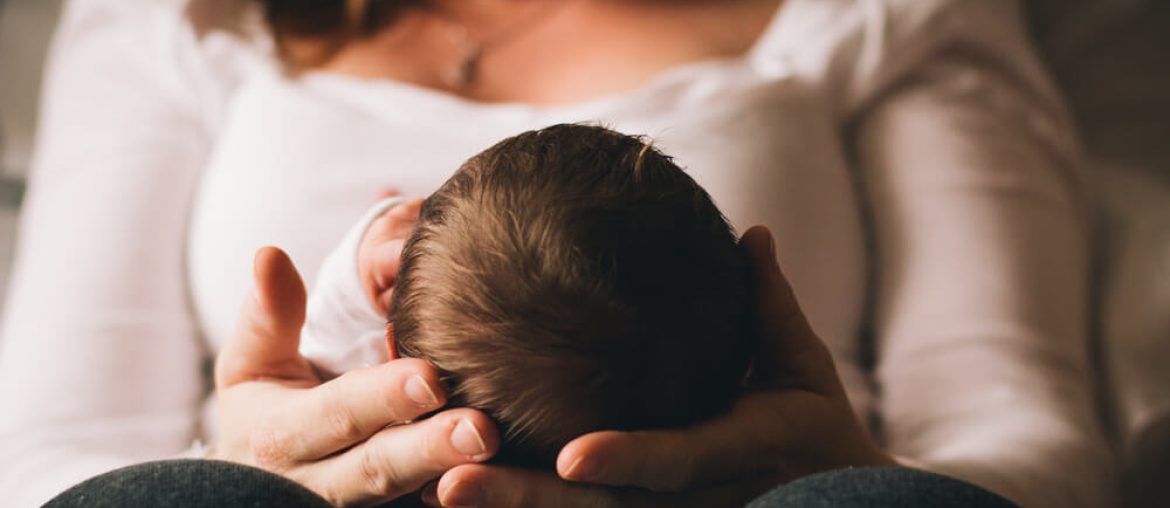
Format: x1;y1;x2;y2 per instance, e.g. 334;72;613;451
438;464;480;488
437;465;491;508
380;358;448;409
562;430;700;492
740;224;771;244
218;246;312;388
253;245;286;265
739;225;771;248
740;226;778;271
252;246;278;298
558;454;604;484
415;408;499;466
557;432;618;482
252;246;306;315
404;374;442;408
253;246;293;284
440;409;499;461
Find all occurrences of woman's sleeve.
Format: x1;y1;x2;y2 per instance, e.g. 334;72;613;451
0;1;216;505
853;3;1114;507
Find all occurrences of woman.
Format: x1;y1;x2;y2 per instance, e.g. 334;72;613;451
0;0;1112;506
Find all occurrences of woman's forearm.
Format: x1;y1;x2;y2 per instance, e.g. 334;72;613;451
855;7;1112;503
0;1;216;504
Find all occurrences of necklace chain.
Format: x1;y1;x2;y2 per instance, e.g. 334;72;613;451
442;24;484;89
433;2;570;90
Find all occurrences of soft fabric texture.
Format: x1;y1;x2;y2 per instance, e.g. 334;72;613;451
0;0;1112;506
42;462;1014;508
746;467;1019;508
43;460;333;508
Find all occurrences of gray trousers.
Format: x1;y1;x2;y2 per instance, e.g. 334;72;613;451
44;460;1018;508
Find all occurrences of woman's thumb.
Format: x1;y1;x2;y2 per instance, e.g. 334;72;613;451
215;247;311;388
740;226;842;395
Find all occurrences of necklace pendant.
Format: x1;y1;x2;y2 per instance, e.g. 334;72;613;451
445;44;482;90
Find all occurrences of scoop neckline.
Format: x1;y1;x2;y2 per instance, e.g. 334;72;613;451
295;0;801;116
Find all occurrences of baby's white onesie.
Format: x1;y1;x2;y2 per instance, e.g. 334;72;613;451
299;197;407;378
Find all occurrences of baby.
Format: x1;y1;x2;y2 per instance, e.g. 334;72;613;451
301;124;752;468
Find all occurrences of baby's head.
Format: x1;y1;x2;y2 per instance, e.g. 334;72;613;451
390;124;751;467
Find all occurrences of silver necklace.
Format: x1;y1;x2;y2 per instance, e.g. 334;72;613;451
442;23;485;89
435;2;570;90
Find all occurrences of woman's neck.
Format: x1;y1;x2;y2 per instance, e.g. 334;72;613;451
316;0;783;104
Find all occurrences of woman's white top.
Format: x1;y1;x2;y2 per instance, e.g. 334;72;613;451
0;0;1114;506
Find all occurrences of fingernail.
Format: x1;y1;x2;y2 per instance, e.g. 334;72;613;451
766;229;776;259
439;480;481;508
405;375;439;407
563;455;603;482
451;419;488;457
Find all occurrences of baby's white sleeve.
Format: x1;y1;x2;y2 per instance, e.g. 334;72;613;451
300;197;408;378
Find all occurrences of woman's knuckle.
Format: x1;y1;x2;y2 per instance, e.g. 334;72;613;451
249;426;293;469
325;399;367;444
417;424;443;464
359;444;401;497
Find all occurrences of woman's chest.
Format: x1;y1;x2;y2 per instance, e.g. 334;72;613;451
321;0;785;104
186;75;866;354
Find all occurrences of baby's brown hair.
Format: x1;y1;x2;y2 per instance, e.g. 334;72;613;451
391;124;752;467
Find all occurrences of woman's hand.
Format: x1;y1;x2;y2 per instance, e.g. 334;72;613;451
358;198;425;315
212;246;500;507
422;226;896;508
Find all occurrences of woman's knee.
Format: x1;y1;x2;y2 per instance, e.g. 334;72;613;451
43;459;331;508
746;467;1019;508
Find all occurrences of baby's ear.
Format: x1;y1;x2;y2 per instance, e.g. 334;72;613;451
385;323;400;360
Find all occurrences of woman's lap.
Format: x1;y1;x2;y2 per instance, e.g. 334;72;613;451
44;461;1017;508
43;460;331;508
747;467;1018;508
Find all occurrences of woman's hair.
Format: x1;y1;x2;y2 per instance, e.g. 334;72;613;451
390;124;753;467
255;0;415;68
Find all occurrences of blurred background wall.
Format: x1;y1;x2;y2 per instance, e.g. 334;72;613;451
0;0;62;304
